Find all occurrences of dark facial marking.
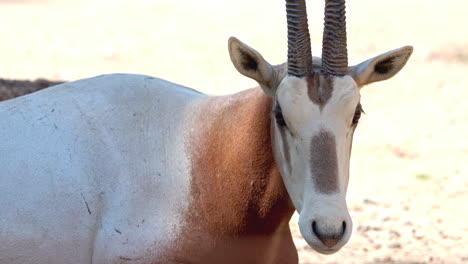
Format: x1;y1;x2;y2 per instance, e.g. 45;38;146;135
273;103;291;172
239;48;258;72
374;57;395;74
278;126;292;174
306;73;320;105
307;73;334;110
319;75;334;105
310;130;339;194
352;103;363;125
273;103;287;127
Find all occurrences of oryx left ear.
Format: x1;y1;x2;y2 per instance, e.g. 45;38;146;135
349;46;413;88
228;37;280;96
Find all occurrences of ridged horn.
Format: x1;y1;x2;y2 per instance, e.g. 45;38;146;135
286;0;313;77
321;0;348;76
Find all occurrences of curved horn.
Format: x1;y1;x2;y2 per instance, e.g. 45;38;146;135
286;0;313;77
321;0;348;76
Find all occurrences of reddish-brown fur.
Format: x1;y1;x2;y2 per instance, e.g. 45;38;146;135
174;88;298;264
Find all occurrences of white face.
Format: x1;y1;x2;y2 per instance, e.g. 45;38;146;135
271;74;361;254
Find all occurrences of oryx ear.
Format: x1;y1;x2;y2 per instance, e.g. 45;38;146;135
349;46;413;88
229;37;280;96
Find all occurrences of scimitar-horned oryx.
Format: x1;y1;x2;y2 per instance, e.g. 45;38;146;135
0;0;412;263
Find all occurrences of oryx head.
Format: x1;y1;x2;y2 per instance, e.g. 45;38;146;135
228;0;412;254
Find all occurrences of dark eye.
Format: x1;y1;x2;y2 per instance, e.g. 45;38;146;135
352;104;363;125
274;104;287;127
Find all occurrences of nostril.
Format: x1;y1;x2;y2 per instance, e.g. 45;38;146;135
342;221;346;236
312;220;346;248
312;221;318;236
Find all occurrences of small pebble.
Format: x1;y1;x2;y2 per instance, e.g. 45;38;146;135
388;242;402;249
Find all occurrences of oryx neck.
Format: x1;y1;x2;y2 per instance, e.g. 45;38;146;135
187;87;295;236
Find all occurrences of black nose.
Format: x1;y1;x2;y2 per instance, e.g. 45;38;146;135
312;221;346;248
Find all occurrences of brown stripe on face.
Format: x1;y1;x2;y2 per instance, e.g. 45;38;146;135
278;125;292;174
307;73;334;110
310;129;339;194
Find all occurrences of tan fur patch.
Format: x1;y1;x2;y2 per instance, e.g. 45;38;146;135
173;88;297;263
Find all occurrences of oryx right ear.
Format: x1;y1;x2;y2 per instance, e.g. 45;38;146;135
228;37;281;96
349;46;413;88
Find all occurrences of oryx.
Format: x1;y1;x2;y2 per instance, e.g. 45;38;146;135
0;0;412;263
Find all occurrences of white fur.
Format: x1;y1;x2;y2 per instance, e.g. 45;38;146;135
0;74;203;263
273;75;359;254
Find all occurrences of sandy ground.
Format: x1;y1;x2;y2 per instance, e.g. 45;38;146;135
0;0;467;263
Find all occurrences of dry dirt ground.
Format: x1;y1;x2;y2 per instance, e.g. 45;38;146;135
0;0;467;263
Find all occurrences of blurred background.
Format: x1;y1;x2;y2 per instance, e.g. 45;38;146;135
0;0;467;263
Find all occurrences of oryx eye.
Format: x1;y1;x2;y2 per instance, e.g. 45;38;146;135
352;103;363;125
274;104;287;127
